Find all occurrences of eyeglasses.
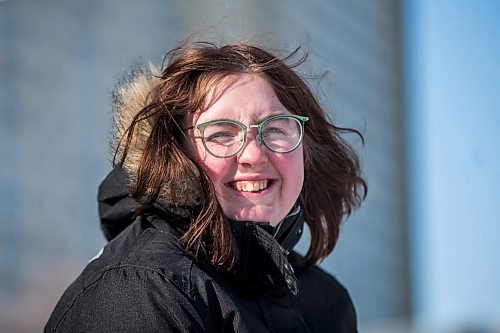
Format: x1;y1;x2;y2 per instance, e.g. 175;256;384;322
185;114;309;158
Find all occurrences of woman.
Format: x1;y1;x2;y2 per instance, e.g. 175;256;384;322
45;42;366;332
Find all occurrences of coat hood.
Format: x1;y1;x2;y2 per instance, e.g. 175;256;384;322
111;67;200;209
98;167;136;241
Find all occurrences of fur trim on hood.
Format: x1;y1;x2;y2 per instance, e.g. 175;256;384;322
112;67;160;172
112;66;201;211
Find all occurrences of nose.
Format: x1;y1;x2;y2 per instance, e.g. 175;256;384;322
237;135;268;167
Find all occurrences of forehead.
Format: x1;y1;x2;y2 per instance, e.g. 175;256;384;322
192;73;290;124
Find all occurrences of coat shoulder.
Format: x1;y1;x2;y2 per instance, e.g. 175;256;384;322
45;218;205;332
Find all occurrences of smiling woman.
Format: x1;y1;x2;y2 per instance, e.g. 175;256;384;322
45;42;367;333
184;74;306;226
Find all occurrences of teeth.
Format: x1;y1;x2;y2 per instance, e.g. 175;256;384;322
233;180;269;192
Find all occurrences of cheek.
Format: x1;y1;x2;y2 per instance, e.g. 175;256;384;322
184;137;213;171
279;148;304;196
195;155;230;188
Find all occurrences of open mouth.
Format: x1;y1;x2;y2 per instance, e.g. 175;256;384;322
228;180;274;193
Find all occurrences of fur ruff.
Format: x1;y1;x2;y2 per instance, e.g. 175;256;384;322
112;66;201;211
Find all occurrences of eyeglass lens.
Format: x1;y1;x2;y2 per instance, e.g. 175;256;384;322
202;117;303;157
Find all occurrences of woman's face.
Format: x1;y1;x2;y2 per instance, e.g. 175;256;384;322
185;74;304;226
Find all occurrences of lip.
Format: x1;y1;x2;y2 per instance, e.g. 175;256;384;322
229;174;276;181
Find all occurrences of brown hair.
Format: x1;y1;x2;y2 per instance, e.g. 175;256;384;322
115;42;367;270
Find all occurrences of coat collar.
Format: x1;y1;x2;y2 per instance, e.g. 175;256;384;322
98;167;303;297
225;210;303;297
148;203;304;297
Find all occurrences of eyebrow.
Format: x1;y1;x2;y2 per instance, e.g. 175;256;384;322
252;112;288;123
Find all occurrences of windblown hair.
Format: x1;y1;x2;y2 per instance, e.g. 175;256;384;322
113;41;367;270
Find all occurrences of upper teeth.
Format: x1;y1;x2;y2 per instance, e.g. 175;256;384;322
234;180;269;192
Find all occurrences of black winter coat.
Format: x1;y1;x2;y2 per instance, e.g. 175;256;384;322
45;168;358;332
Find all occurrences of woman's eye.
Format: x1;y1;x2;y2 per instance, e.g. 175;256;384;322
206;131;237;143
264;127;287;135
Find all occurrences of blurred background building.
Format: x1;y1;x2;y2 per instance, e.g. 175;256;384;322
0;0;498;332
